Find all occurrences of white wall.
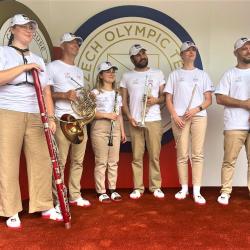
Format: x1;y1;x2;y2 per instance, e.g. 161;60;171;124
19;0;250;186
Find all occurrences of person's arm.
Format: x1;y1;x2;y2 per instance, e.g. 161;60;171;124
94;111;118;120
119;110;126;143
0;63;42;86
43;85;56;133
147;84;165;105
51;89;77;102
184;91;212;120
166;93;185;129
216;94;250;109
121;87;137;127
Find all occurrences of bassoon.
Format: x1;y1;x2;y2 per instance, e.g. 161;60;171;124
31;69;71;229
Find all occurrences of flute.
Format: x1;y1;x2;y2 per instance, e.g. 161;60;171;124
108;91;118;146
31;69;71;229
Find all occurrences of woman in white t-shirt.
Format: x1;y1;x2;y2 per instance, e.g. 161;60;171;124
164;41;214;205
0;14;62;228
91;62;126;203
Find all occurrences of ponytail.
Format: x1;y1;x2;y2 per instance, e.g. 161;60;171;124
8;33;14;46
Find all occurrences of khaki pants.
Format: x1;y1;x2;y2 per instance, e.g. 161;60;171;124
91;119;121;194
53;121;87;202
172;116;207;186
220;130;250;194
129;120;162;193
0;109;53;217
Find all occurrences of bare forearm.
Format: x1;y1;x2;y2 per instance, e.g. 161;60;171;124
52;92;68;101
43;86;55;116
0;65;27;85
95;112;110;120
198;92;212;110
216;94;250;109
119;114;125;134
166;94;178;117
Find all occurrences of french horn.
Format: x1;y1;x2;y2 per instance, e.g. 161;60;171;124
60;87;96;144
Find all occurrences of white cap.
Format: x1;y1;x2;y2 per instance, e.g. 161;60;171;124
180;41;198;52
97;61;118;74
129;44;146;56
60;32;83;45
10;14;38;30
234;37;250;51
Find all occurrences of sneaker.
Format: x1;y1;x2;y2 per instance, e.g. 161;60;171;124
6;213;21;229
153;189;165;199
42;207;63;221
193;194;206;205
110;192;122;201
98;193;111;203
129;189;142;199
175;190;189;200
69;197;91;207
217;193;230;205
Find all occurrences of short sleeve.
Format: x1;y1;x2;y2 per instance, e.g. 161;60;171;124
202;71;214;92
215;71;230;95
0;47;6;70
163;72;175;94
119;74;127;88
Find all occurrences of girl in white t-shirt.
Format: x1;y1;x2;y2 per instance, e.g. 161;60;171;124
91;62;126;203
164;41;214;205
0;14;62;228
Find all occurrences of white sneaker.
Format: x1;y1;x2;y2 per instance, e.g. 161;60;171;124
129;189;142;199
175;190;189;200
153;189;165;199
42;207;63;221
217;193;230;205
6;213;21;229
193;194;206;205
69;197;91;207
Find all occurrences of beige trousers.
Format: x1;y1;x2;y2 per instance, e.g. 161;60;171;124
0;109;53;217
53;121;87;202
220;130;250;194
129;120;162;193
91;119;121;194
172;116;207;186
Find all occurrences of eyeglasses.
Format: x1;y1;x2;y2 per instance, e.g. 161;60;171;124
17;24;36;32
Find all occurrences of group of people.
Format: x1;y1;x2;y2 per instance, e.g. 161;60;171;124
0;14;249;229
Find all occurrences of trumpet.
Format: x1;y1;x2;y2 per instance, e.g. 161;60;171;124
108;90;119;146
137;75;152;127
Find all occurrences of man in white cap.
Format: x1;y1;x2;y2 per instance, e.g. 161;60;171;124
46;33;91;207
120;44;166;199
215;37;250;205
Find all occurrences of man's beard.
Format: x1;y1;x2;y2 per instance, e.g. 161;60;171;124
242;58;250;64
134;58;148;68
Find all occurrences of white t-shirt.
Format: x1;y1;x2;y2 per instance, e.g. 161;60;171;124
0;46;49;113
91;89;122;115
120;68;165;122
164;68;214;116
46;60;84;119
215;67;250;130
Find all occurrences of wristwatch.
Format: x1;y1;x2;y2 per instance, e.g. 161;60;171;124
198;106;203;111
